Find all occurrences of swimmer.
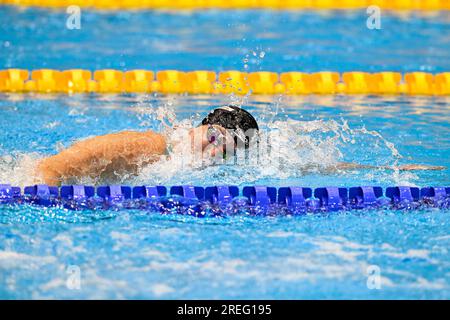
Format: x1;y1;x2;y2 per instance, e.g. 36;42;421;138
36;105;445;186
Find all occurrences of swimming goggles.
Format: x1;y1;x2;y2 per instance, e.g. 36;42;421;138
206;125;247;147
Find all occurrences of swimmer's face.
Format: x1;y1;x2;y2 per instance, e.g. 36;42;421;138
189;125;235;158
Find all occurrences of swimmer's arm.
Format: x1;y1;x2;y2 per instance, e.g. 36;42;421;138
336;162;446;171
37;130;167;185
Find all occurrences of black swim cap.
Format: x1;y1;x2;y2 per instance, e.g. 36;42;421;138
201;105;259;132
201;105;259;148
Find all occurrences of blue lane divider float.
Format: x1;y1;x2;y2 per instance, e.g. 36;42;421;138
0;184;21;204
170;185;204;200
278;187;313;210
60;185;96;209
0;184;449;214
24;184;59;206
204;186;239;204
385;186;421;209
349;186;387;209
419;187;450;208
314;187;348;211
97;185;132;202
133;185;167;199
60;185;96;200
243;186;277;207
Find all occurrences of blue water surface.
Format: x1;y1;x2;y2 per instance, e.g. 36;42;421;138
1;6;450;72
0;7;449;299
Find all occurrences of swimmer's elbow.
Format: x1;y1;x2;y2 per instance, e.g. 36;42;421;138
140;131;167;157
36;159;62;186
146;131;167;153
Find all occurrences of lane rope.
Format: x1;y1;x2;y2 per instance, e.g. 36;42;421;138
0;184;449;213
1;0;449;10
1;69;449;95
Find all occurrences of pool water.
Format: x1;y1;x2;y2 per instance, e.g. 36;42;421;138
1;7;450;72
0;7;450;299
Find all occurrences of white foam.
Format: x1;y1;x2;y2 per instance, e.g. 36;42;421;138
0;250;56;269
0;152;43;187
0;103;415;187
150;283;175;297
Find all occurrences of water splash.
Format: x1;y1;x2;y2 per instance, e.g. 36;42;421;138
0;98;416;187
132;109;414;186
0;152;43;187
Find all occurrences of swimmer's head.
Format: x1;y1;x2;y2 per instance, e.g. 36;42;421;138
200;105;259;149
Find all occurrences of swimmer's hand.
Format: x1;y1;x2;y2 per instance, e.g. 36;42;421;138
397;164;446;171
336;162;446;171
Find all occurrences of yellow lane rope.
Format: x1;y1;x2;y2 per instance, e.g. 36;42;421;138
1;0;449;10
0;69;449;95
